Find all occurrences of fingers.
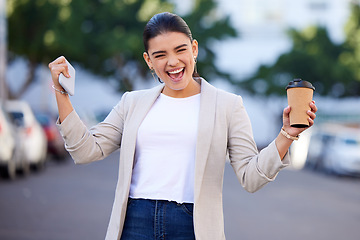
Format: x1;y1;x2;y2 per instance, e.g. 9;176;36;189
281;101;317;138
307;109;315;127
48;56;66;69
308;117;314;127
282;106;291;129
308;100;317;118
309;100;317;113
282;106;291;122
48;56;70;79
307;109;316;119
283;105;291;115
307;100;317;127
50;63;70;77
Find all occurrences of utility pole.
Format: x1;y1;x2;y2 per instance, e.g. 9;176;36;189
0;0;7;101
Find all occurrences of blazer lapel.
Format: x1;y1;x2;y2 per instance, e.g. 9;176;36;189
194;79;217;201
123;84;164;175
129;84;164;132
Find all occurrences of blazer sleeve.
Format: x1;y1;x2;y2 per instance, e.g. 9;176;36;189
57;92;129;164
227;96;290;193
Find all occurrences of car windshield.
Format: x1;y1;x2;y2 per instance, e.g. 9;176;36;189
343;138;358;145
9;112;25;127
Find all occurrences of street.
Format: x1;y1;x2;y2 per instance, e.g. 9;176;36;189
0;152;359;240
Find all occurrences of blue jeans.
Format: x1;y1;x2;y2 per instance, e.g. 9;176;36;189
120;198;195;240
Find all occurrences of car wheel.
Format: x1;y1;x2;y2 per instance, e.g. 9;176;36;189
1;159;17;180
20;159;30;176
322;154;338;176
33;159;45;172
313;156;324;172
8;159;17;180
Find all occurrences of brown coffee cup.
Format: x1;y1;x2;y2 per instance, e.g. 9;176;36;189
286;79;315;128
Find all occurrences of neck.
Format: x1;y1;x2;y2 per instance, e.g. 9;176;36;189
162;78;201;98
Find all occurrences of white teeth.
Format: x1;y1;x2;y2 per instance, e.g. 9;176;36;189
168;68;183;74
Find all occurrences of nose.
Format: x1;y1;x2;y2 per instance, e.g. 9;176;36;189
167;54;179;67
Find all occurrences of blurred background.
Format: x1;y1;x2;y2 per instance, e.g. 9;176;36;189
0;0;360;239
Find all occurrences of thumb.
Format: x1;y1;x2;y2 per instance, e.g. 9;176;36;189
283;106;291;126
284;105;291;115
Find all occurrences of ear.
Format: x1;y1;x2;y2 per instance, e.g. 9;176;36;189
192;39;199;59
143;52;152;69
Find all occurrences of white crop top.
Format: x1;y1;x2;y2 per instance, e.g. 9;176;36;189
129;93;201;203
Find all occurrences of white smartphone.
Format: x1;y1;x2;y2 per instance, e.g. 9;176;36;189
59;59;75;96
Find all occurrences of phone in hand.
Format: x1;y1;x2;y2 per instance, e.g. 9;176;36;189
59;59;75;96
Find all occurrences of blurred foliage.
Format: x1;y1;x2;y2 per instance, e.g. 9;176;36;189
240;2;360;98
343;1;360;86
6;0;237;98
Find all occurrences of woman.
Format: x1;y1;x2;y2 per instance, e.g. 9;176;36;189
49;12;317;240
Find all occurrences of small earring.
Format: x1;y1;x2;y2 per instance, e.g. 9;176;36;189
150;68;163;83
194;57;198;74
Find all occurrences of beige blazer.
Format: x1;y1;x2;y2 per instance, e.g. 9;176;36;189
58;78;290;240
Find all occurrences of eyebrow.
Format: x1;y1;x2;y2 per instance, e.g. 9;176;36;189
151;43;189;56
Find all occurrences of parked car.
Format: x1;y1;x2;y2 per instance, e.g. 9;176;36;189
0;102;29;179
0;102;16;179
306;123;360;176
5;100;47;171
35;112;68;160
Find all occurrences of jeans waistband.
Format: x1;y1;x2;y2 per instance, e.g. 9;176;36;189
121;198;195;240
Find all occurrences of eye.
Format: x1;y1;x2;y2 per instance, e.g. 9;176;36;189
154;54;165;59
177;48;186;53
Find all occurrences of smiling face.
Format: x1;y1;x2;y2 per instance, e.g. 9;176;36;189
143;31;200;98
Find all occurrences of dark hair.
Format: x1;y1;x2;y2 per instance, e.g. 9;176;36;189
143;12;193;53
143;12;199;78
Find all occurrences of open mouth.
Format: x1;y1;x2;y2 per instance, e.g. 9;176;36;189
167;68;185;81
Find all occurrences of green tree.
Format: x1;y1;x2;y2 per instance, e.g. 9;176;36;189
7;0;237;99
343;2;360;86
240;2;360;98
